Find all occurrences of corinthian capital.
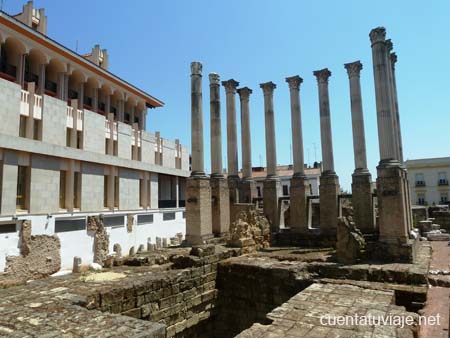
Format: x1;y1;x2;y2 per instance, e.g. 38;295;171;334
313;68;332;84
285;75;303;90
209;73;220;86
390;52;398;69
385;39;393;52
369;27;386;45
190;61;202;76
344;61;363;78
237;87;252;100
221;79;239;93
259;81;276;96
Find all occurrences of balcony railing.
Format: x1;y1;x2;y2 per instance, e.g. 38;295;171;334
105;120;118;140
438;179;449;186
415;181;426;187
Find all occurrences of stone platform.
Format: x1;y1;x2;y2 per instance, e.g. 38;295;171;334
235;283;418;338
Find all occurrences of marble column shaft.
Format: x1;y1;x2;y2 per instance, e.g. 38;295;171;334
344;61;368;171
390;52;404;164
313;68;335;174
286;75;305;176
222;79;240;178
260;82;278;177
190;61;205;176
237;87;253;179
369;27;397;163
209;73;223;176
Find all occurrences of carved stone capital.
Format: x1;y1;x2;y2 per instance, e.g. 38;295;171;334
190;61;202;76
369;27;386;45
313;68;332;84
385;39;393;52
285;75;303;90
390;52;398;68
209;73;220;85
259;81;276;95
344;61;363;78
221;79;239;93
237;87;252;99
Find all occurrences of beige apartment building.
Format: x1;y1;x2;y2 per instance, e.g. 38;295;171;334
405;157;450;206
0;2;190;270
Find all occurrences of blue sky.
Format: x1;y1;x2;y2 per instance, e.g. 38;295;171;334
4;1;450;190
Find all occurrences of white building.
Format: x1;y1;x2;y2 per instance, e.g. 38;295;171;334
0;2;190;270
405;157;450;206
251;163;322;198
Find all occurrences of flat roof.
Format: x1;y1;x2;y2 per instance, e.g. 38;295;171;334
0;10;164;108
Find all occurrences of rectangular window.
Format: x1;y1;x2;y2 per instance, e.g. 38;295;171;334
415;173;425;186
438;172;448;185
66;128;71;147
139;179;144;207
74;171;81;209
137;214;153;225
19;116;27;138
256;186;262;197
33;119;41;140
440;193;448;204
282;185;289;196
163;212;176;221
114;176;119;208
104;215;124;228
77;131;83;149
0;223;17;234
113;140;118;156
103;175;108;208
417;194;426;206
16;166;28;210
105;139;108;154
55;218;86;233
59;170;66;209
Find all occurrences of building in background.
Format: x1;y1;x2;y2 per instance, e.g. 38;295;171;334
250;163;322;198
0;2;190;270
405;157;450;206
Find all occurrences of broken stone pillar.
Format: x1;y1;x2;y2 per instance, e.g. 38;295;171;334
222;79;240;207
344;61;374;233
237;87;256;203
186;62;213;245
72;256;82;273
286;75;309;234
260;81;280;231
209;73;230;237
313;69;340;236
370;28;411;259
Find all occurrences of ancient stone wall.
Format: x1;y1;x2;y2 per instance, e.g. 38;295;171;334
432;211;450;232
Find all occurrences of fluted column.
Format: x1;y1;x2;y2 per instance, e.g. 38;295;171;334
345;61;374;233
369;27;397;164
313;69;335;174
210;73;230;235
286;75;308;233
186;61;213;245
209;73;223;177
238;87;253;179
222;79;239;178
313;69;339;237
286;75;305;176
190;61;205;176
260;81;280;231
238;87;255;203
344;61;368;172
390;52;404;164
260;82;278;177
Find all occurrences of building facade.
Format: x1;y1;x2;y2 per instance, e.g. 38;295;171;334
0;2;190;271
405;157;450;206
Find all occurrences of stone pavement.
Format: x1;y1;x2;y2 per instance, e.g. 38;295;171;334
235;283;418;338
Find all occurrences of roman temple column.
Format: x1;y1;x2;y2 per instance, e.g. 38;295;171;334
313;69;340;236
222;79;240;209
286;75;309;234
237;87;256;203
209;73;230;237
370;27;411;261
260;81;280;231
185;61;213;245
344;61;373;233
390;52;404;164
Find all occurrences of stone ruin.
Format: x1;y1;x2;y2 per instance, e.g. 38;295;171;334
227;209;270;254
336;216;366;264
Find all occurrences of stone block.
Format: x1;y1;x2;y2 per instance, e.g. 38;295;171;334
319;173;340;236
239;179;256;204
263;178;280;232
290;175;309;234
185;176;213;245
351;171;374;233
210;176;230;237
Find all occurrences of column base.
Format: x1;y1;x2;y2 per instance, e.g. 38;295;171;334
376;163;410;245
210;176;230;237
240;178;256;204
263;177;280;232
185;175;213;245
290;175;309;234
351;170;374;234
319;172;340;236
